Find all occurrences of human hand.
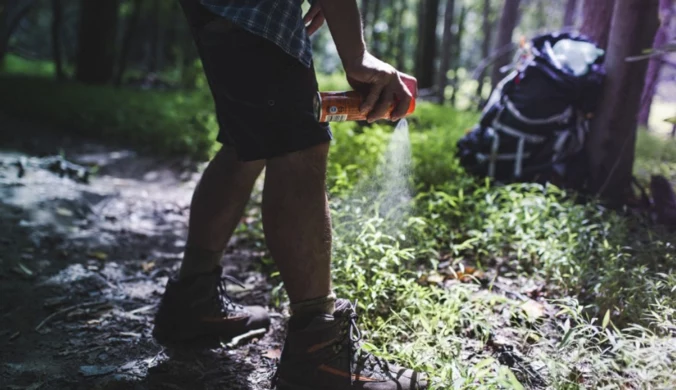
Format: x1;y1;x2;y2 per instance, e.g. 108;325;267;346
303;2;325;36
344;52;414;122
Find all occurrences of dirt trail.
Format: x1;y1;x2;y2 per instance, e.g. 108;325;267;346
0;116;283;390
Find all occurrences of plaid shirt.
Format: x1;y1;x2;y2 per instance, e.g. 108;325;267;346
199;0;313;67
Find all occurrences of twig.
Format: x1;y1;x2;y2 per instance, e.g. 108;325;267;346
35;301;107;331
224;328;267;349
470;43;519;80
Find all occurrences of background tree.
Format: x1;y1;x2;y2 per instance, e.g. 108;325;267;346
415;0;440;90
50;0;64;80
115;0;144;86
562;0;578;29
580;0;615;49
475;0;494;108
638;0;674;127
435;0;456;103
490;0;521;88
0;0;37;64
585;0;660;203
75;0;120;84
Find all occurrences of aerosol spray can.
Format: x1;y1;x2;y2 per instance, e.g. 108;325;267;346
315;74;418;123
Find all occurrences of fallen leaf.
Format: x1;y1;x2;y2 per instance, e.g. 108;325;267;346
12;262;34;277
263;349;282;360
88;251;108;261
142;261;155;273
56;207;74;217
426;273;445;284
521;300;545;322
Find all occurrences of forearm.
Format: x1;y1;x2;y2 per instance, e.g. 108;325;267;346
317;0;366;70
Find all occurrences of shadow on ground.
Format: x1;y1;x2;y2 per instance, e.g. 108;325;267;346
0;116;283;390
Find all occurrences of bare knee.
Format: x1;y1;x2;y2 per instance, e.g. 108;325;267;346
267;143;329;179
213;146;265;174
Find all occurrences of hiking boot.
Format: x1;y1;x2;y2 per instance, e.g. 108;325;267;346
274;299;428;390
152;266;270;347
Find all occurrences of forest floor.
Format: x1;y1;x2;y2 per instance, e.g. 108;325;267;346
0;115;285;390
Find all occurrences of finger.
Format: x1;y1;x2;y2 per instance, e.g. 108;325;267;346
306;13;325;36
360;82;385;115
303;4;320;24
390;87;413;121
368;84;396;122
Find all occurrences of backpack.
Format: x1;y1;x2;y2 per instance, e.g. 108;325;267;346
457;32;606;188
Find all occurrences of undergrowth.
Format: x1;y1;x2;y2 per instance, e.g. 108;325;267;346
2;64;676;388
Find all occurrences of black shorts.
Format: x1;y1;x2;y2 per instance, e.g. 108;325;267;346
179;1;332;161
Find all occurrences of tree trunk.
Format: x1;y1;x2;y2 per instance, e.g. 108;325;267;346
115;0;143;86
389;0;401;64
371;0;382;57
449;5;466;106
148;0;161;73
361;0;372;25
395;0;408;71
563;0;579;29
435;0;455;103
0;0;37;64
476;0;493;108
637;0;673;127
535;0;546;31
75;0;120;84
51;0;65;80
415;0;440;89
490;0;521;89
580;0;615;49
586;0;660;204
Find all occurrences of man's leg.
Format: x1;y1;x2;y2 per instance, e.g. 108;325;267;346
152;147;269;345
263;143;334;324
180;147;264;279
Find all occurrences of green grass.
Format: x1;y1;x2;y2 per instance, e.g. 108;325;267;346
318;119;676;388
2;61;676;388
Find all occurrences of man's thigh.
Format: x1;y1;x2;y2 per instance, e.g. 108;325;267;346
179;2;332;162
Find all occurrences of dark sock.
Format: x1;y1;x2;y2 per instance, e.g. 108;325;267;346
179;246;223;280
288;293;337;331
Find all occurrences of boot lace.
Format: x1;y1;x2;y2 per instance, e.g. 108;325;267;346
334;301;389;384
214;275;246;313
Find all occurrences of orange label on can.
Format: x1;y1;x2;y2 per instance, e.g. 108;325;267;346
317;91;366;122
316;74;418;123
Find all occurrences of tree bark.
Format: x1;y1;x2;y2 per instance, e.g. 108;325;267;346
115;0;144;86
435;0;455;103
449;4;466;106
361;0;372;25
371;0;383;57
75;0;120;84
476;0;493;108
51;0;65;80
580;0;615;49
395;0;408;71
563;0;579;29
637;0;673;127
0;0;37;63
415;0;440;89
535;0;546;31
490;0;521;89
586;0;660;204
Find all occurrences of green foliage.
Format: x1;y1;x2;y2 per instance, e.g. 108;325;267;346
0;54;56;77
0;75;218;160
1;66;675;388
